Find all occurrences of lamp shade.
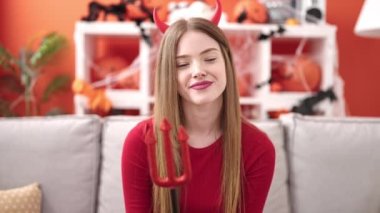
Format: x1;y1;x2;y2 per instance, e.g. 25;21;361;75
354;0;380;37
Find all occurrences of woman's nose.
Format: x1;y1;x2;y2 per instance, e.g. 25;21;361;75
191;61;206;78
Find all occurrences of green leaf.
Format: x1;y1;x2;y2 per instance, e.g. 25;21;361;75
0;45;16;73
29;32;66;68
41;75;70;102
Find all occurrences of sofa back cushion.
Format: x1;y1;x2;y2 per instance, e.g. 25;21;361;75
281;114;380;213
99;116;290;213
255;122;290;213
0;115;101;213
97;116;146;213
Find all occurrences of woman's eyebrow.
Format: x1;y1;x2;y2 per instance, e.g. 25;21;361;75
176;48;219;59
200;48;219;55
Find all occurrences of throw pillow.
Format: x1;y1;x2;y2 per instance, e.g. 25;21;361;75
0;183;41;213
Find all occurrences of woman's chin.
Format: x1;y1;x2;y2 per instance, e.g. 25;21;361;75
186;95;222;107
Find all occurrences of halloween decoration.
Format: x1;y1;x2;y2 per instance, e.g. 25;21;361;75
90;56;139;89
233;0;269;24
267;87;337;118
263;0;295;24
285;18;300;25
154;0;222;33
165;0;227;25
72;79;112;115
81;1;127;21
305;0;323;23
267;109;290;119
257;25;286;40
256;55;321;92
81;0;157;22
291;87;337;115
81;0;158;46
226;32;258;97
145;118;192;213
272;55;321;92
74;52;146;116
256;54;321;92
91;56;129;83
166;0;192;22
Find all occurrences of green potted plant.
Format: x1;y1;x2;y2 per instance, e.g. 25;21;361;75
0;32;70;117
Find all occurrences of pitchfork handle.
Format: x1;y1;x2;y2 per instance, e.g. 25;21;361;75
171;188;180;213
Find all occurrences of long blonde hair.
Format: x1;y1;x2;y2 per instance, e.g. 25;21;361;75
153;18;242;213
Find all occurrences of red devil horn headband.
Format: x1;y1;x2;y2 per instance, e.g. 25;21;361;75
153;0;222;33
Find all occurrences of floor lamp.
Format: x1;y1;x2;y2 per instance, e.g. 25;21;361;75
355;0;380;37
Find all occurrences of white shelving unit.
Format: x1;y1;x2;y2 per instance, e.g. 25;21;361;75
74;21;336;119
74;22;155;115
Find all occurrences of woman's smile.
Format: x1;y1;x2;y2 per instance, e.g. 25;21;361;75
189;81;214;90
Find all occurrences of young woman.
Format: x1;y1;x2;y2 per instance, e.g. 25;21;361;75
122;2;275;212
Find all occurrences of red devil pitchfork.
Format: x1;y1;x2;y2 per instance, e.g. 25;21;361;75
145;118;192;213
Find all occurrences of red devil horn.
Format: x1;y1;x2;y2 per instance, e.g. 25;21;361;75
153;8;169;33
211;0;222;26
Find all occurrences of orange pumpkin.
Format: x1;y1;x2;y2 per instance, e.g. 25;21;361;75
72;79;112;115
271;55;322;92
125;0;166;21
232;0;268;23
91;56;130;83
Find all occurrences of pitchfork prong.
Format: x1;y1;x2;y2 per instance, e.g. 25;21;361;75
145;118;192;188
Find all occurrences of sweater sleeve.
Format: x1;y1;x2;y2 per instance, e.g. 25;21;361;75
121;121;153;213
243;125;276;213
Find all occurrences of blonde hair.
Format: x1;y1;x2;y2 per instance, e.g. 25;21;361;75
153;18;242;213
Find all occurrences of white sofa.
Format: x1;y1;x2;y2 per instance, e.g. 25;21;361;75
0;114;379;213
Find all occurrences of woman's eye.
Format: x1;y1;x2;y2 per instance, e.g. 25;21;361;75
176;63;189;68
205;58;216;63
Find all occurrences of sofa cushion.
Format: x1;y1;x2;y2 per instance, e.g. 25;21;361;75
97;116;147;213
281;114;380;213
0;183;41;213
254;121;290;213
0;115;101;213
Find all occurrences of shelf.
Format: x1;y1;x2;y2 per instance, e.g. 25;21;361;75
75;22;155;36
74;21;337;119
239;97;261;105
275;24;336;38
260;92;314;110
75;21;336;37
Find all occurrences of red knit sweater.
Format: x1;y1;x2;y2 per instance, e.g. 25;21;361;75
121;118;275;213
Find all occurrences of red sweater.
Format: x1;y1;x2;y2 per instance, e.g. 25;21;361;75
121;118;275;213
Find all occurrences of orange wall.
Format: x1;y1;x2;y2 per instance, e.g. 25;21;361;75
326;0;380;117
0;0;379;117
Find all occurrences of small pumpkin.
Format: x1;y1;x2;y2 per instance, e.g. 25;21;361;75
232;0;268;23
271;55;322;92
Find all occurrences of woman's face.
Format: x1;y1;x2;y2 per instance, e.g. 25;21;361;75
176;30;227;106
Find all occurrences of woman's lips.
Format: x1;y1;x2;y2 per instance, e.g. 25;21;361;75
189;81;213;90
